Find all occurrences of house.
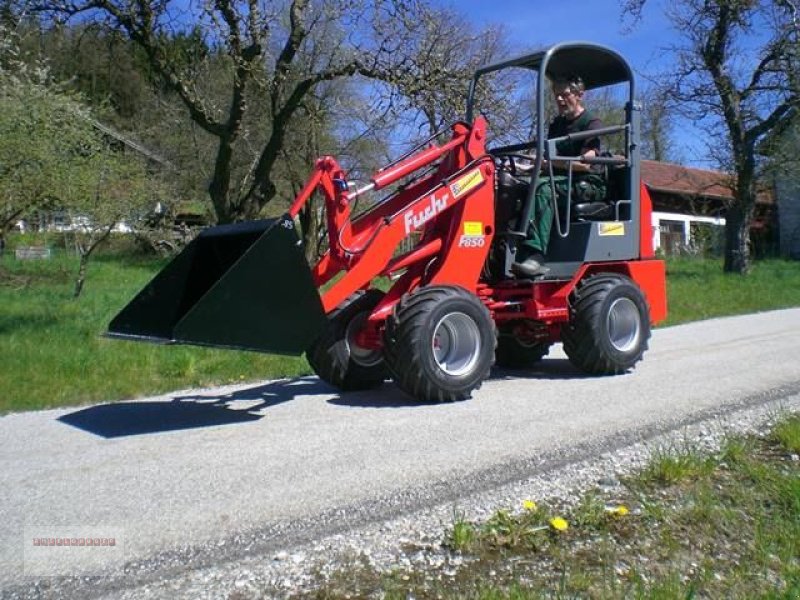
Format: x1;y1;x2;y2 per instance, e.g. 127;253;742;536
763;122;800;259
774;173;800;259
640;160;776;256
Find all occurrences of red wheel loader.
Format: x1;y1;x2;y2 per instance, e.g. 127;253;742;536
108;43;667;402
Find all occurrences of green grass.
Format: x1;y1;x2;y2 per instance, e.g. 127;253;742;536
1;252;799;413
771;414;800;454
0;249;308;412
634;442;716;487
449;509;477;552
295;412;800;600
663;257;800;325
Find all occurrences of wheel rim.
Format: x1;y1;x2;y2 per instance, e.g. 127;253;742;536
340;313;382;367
431;312;481;376
607;297;641;353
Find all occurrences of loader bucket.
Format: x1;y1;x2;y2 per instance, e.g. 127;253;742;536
107;215;327;355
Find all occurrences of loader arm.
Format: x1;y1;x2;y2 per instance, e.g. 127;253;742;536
287;119;495;315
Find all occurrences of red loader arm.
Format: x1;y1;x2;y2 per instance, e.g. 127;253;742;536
287;119;497;317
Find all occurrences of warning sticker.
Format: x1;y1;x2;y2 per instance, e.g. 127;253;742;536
463;221;483;236
449;169;484;198
598;222;625;236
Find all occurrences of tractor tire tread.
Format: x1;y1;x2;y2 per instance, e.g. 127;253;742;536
306;289;387;391
562;273;651;375
384;285;495;402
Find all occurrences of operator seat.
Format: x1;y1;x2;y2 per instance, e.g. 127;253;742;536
571;158;628;222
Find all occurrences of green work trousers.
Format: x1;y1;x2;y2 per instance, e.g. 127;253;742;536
519;175;568;256
519;174;606;257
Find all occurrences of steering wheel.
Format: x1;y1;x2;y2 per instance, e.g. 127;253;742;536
493;152;539;176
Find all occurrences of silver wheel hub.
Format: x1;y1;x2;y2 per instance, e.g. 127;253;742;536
432;312;481;376
607;297;641;353
336;313;382;368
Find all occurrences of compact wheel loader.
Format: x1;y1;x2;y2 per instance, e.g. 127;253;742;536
108;42;667;402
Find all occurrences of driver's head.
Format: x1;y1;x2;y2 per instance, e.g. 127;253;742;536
551;74;586;119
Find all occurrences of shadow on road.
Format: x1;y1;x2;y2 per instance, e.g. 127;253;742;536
326;383;439;408
57;377;333;438
491;358;592;381
58;361;593;436
329;359;591;408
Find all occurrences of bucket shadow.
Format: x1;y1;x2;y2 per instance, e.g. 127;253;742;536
58;377;333;438
171;376;333;407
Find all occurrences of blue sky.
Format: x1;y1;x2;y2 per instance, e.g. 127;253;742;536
431;0;706;163
437;1;675;78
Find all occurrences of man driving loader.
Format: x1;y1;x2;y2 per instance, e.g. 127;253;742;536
512;74;606;277
107;42;667;403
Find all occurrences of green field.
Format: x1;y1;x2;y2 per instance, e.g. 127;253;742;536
2;250;799;413
0;249;308;412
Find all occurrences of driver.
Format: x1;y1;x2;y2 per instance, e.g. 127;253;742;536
513;74;606;277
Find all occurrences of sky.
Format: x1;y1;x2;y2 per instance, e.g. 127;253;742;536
429;0;708;163
430;0;675;76
439;1;676;75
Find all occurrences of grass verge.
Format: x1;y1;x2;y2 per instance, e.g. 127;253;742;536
295;412;800;599
1;253;799;412
0;250;308;412
662;257;800;325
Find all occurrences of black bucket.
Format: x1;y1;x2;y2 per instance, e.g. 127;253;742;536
107;215;327;355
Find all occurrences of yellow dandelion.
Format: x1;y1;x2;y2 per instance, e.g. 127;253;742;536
549;517;569;531
522;499;537;511
605;504;629;516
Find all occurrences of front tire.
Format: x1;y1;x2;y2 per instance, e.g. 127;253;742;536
306;290;387;391
562;273;651;375
384;286;496;402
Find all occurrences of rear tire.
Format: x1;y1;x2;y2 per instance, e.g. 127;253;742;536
306;290;387;391
562;273;650;375
384;286;495;402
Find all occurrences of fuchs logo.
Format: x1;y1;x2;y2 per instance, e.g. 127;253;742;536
404;192;448;234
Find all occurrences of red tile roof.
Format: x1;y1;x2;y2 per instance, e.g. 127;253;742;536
641;160;734;200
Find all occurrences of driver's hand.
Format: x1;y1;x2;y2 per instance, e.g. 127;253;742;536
516;161;537;174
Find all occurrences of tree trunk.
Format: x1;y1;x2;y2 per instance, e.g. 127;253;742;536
723;202;753;274
299;197;320;263
72;229;111;297
73;252;89;298
723;162;758;274
208;134;236;224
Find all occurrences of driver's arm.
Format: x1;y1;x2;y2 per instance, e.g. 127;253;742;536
542;149;597;173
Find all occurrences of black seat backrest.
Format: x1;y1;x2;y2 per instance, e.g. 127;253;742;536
605;164;627;204
572;162;629;222
495;169;529;233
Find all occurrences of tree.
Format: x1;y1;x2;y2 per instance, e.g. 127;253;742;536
622;0;800;273
0;25;89;240
26;0;435;224
640;87;676;162
0;24;166;296
65;154;168;297
379;6;517;139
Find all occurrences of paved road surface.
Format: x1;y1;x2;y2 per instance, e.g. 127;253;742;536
1;308;799;589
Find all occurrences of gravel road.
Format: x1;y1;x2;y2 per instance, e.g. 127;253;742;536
1;308;799;599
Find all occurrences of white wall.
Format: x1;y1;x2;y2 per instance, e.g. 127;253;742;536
651;211;725;253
